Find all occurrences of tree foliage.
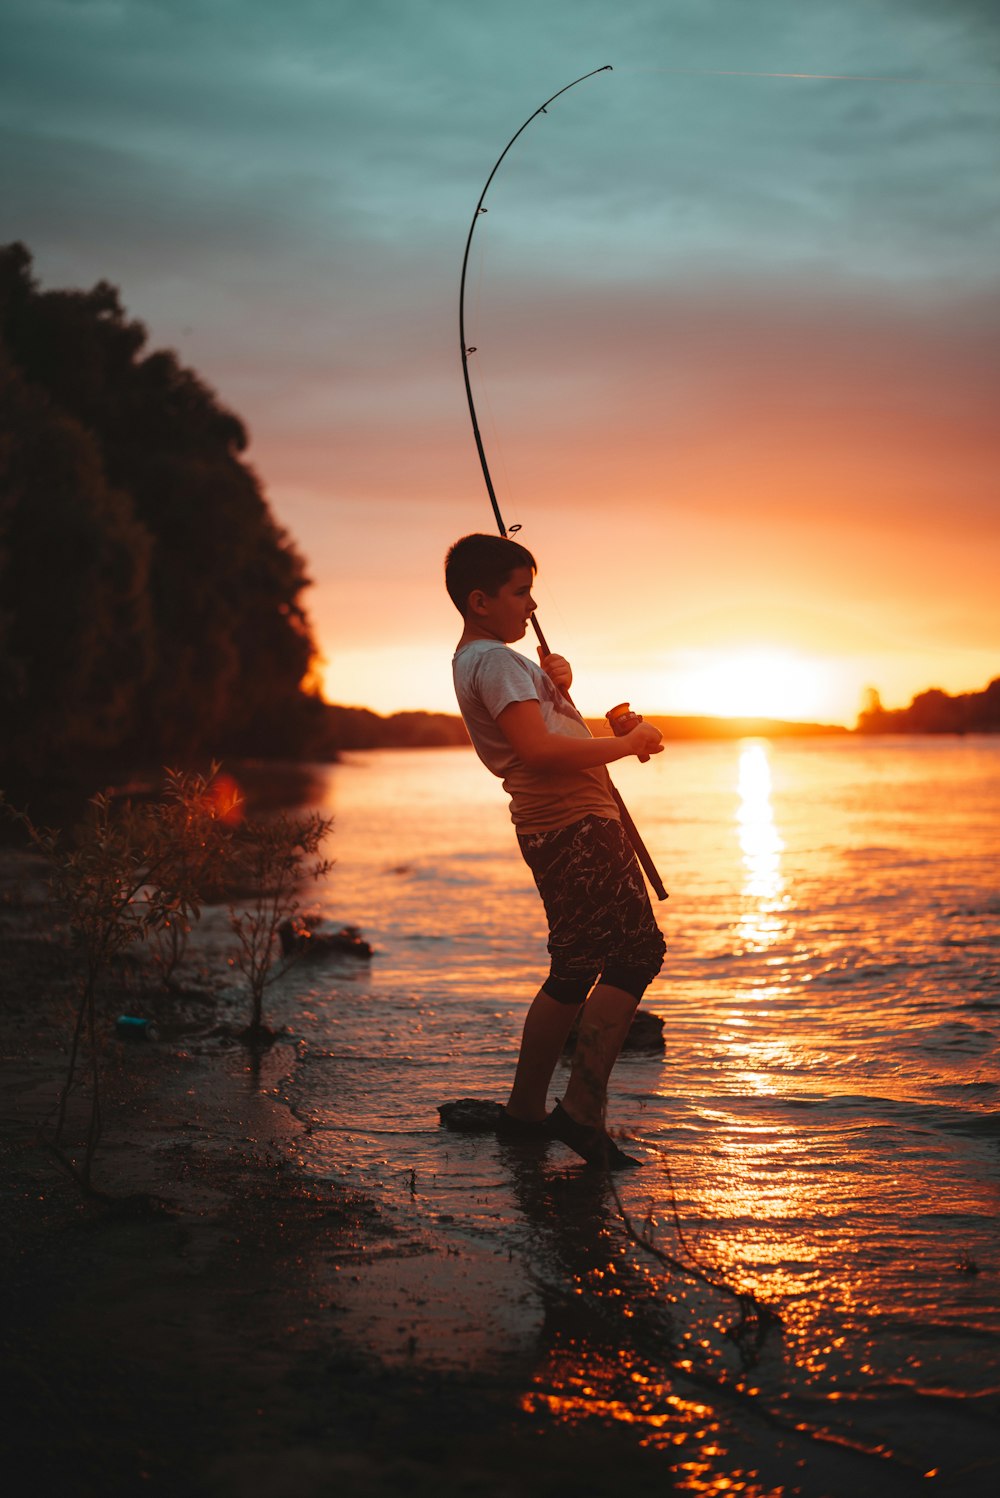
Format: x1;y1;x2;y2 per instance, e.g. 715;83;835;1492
0;243;323;776
857;677;1000;734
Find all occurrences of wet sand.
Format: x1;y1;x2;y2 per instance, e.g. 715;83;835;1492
1;847;990;1497
0;849;672;1497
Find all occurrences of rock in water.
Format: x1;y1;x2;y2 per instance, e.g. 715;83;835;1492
625;1010;665;1052
279;914;373;959
563;1008;665;1056
438;1098;505;1132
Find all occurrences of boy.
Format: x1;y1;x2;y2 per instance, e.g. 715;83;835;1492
445;533;666;1169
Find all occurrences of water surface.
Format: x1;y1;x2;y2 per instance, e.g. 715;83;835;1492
261;738;999;1493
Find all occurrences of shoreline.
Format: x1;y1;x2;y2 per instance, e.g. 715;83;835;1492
0;849;674;1497
5;844;994;1496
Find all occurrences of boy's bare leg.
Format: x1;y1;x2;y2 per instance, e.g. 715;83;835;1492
560;983;638;1129
505;988;583;1121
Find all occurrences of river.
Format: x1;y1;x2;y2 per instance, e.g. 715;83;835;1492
251;736;999;1494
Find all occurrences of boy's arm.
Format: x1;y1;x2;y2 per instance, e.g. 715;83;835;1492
497;698;662;771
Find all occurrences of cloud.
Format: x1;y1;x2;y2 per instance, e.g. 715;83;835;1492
2;0;997;717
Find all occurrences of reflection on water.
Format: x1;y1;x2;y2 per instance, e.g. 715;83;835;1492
269;740;1000;1495
508;1159;777;1489
734;741;788;952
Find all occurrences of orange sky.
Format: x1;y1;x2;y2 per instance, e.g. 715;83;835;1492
266;274;999;724
4;1;998;725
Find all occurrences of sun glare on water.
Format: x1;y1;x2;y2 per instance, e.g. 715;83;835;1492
668;647;832;721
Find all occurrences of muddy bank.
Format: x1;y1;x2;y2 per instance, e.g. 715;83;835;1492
5;845;983;1498
0;850;673;1497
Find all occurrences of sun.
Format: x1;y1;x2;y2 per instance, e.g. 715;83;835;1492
668;646;832;721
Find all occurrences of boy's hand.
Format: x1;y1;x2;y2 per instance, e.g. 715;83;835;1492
538;650;573;694
627;722;664;763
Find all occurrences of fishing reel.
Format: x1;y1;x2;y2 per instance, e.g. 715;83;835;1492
606;702;651;762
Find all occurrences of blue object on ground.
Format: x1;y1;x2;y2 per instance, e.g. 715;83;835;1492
115;1015;158;1041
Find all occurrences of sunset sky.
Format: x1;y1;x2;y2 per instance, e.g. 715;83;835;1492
3;0;998;724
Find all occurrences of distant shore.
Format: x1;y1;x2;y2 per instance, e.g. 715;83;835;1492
596;712;848;740
323;703;852;750
2;687;996;842
318;676;998;750
3;685;995;803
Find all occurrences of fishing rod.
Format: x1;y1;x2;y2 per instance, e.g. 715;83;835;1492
459;66;667;902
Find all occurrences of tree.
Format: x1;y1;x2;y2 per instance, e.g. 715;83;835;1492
0;344;153;766
0;243;324;775
856;677;1000;734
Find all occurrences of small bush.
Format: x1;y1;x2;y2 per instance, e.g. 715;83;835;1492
227;810;334;1044
3;767;235;1192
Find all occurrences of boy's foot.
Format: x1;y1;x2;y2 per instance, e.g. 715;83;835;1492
548;1100;643;1170
437;1099;551;1141
495;1107;551;1142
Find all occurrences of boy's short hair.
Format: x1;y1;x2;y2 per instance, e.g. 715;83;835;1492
444;533;537;615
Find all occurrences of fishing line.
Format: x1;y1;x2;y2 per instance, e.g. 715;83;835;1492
524;1183;918;1475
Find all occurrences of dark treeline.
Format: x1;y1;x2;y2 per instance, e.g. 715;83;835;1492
857;679;1000;735
0;243;325;780
632;715;845;740
3;247;995;783
332;686;1000;748
322;706;468;750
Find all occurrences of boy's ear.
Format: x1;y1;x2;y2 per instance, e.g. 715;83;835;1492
467;587;488;616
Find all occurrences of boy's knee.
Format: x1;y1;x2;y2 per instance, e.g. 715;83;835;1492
599;965;652;1004
541;972;594;1006
602;932;665;1004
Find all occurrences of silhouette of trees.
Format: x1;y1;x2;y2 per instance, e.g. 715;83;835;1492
316;706;470;751
0;244;323;778
857;678;1000;734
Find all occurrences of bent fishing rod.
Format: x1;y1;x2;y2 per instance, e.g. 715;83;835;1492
459;65;667;901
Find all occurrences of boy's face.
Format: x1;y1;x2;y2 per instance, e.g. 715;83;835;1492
473;565;537;643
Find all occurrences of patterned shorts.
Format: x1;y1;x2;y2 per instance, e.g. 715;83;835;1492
517;814;666;1002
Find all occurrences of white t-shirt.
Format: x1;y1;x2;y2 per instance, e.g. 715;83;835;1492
452;639;620;833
